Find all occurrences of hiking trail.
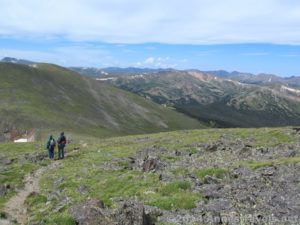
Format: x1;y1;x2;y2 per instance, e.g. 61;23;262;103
2;159;63;225
4;160;62;224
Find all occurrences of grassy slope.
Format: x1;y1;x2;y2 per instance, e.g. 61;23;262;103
0;127;297;224
0;63;204;139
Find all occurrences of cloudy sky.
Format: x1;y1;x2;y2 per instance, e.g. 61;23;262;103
0;0;300;76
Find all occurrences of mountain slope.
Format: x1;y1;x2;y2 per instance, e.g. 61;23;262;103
109;71;300;127
0;63;204;140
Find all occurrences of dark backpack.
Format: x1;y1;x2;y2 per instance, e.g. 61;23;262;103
60;136;66;145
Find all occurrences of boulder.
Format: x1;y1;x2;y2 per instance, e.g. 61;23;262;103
257;147;269;154
203;175;221;184
69;199;113;225
205;143;219;152
202;184;224;200
117;200;148;225
142;157;160;172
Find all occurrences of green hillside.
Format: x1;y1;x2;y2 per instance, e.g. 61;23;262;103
0;63;203;140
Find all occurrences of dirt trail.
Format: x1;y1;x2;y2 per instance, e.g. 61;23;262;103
3;160;62;225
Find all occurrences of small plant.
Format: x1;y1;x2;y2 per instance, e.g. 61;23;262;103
0;211;6;218
160;180;191;196
195;167;227;180
25;192;47;207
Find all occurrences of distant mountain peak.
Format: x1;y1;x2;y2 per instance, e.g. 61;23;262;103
1;57;37;65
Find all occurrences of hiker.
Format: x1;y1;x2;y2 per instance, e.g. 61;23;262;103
57;132;66;160
46;135;56;160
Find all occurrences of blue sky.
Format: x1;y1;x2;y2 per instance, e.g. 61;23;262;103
0;0;300;76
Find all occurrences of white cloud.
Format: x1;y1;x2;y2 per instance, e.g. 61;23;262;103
0;0;300;44
144;57;155;65
135;57;176;68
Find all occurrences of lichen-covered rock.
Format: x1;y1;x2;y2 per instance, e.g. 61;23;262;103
24;152;48;163
117;200;148;225
69;200;113;225
142;157;161;172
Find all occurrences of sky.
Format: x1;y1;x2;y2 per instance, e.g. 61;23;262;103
0;0;300;76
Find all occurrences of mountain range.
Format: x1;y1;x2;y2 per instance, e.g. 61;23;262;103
2;57;300;129
70;65;300;88
107;70;300;127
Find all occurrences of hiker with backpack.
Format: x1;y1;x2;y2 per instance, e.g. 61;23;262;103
57;132;66;160
46;135;56;160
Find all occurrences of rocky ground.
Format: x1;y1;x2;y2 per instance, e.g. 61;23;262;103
98;132;300;224
1;128;300;225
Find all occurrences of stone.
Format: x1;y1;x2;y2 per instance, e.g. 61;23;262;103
76;184;90;195
69;199;113;225
0;157;13;165
260;166;276;177
52;177;64;188
231;167;251;179
202;184;224;200
142;157;160;172
117;200;148;225
257;147;269;154
285;150;296;157
205;143;219;152
203;175;221;184
175;149;181;156
0;184;10;196
25;152;48;163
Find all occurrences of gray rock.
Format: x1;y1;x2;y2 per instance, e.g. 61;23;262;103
231;167;252;178
52;177;64;188
239;146;252;157
76;184;90;195
117;200;148;225
0;184;10;196
25;152;48;163
136;147;168;160
0;156;13;165
202;184;224;200
203;175;221;184
205;198;232;212
144;205;163;224
174;150;181;156
259;166;276;176
69;199;113;225
53;195;72;213
205;143;219;152
285;150;297;157
142;157;161;172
